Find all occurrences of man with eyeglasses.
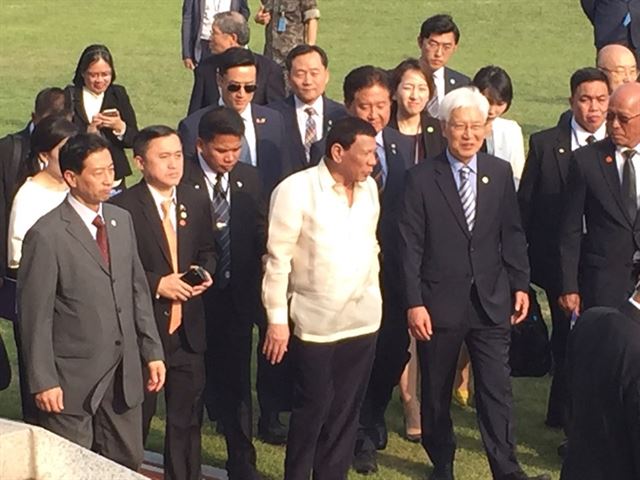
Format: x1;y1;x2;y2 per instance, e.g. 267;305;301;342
179;47;290;193
417;14;470;117
597;44;638;91
559;82;640;318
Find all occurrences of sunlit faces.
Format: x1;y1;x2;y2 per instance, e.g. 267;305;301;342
288;51;330;105
332;134;378;183
347;84;391;133
218;65;257;113
209;25;237;54
442;107;487;163
569;80;609;133
63;148;115;207
197;133;243;174
135;134;184;191
606;86;640;148
395;69;431;117
418;32;458;72
82;58;113;95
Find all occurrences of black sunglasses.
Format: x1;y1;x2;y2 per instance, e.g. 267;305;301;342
226;83;258;93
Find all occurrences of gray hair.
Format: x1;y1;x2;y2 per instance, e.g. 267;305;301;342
438;86;490;123
212;11;250;46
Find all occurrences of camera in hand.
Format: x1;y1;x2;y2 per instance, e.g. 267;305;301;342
180;266;208;286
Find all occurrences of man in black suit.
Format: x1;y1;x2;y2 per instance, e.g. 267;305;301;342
559;81;640;315
110;126;216;479
188;11;285;114
400;86;548;480
181;0;250;70
518;67;610;428
581;0;639;59
181;107;266;479
179;47;290;193
417;14;470;117
267;45;347;172
560;291;640;480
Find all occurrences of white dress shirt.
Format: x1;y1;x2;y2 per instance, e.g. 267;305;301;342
200;0;232;39
82;87;104;123
146;183;177;231
570;116;606;151
67;193;104;240
198;153;231;204
487;117;526;188
294;95;324;145
615;143;640;208
262;159;382;343
7;179;68;268
432;67;445;106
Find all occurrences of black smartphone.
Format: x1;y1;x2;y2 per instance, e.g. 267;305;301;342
180;266;207;286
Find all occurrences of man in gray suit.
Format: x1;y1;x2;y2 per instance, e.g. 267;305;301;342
18;133;166;471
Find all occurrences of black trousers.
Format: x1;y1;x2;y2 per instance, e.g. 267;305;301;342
284;332;377;480
142;330;205;480
204;288;258;477
39;363;143;471
418;288;521;479
257;320;292;416
356;297;410;453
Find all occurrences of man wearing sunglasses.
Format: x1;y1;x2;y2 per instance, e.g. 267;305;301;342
179;47;290;193
560;82;640;318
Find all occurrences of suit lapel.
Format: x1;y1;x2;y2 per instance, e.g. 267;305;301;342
434;156;471;238
61;200;110;274
597;142;632;225
251;108;263;167
554;124;572;184
137;182;173;267
176;186;190;272
71;86;90;125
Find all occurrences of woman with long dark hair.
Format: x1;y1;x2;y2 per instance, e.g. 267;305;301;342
66;44;138;194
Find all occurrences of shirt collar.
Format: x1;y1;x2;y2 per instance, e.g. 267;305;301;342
198;152;228;185
317;157;366;193
239;103;252;122
629;296;640;312
67;192;103;224
82;86;104;101
571;115;606;143
375;130;384;148
146;182;176;208
294;95;323;114
446;148;477;174
615;142;640;156
432;67;444;80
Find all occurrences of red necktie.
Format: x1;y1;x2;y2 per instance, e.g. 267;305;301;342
92;215;110;266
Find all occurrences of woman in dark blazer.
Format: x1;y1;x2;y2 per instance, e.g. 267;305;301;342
66;44;138;191
388;58;445;165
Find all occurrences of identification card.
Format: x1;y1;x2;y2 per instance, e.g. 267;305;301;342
623;12;631;27
277;14;287;32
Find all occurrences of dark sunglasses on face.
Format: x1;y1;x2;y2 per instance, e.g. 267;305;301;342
226;83;258;93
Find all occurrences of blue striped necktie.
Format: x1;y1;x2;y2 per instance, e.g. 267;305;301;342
212;173;231;288
458;165;475;232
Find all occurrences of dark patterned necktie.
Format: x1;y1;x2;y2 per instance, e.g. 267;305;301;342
92;215;110;266
622;149;638;222
458;166;475;232
586;135;596;145
372;145;385;194
304;107;317;162
212;174;231;288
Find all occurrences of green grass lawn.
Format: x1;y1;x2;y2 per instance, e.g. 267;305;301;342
0;0;590;478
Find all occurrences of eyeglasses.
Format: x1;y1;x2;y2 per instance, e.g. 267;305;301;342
599;66;638;78
606;111;640;125
425;40;454;52
226;83;258;93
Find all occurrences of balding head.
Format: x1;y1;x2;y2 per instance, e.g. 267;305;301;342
606;82;640;148
597;44;638;91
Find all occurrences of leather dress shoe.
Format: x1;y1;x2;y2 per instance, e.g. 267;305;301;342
257;413;288;445
499;471;551;480
352;448;378;475
557;439;568;458
428;464;454;480
372;420;388;450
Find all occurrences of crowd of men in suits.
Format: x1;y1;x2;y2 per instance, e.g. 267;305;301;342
0;2;640;480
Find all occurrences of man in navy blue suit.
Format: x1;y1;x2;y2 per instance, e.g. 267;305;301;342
267;45;347;172
179;47;290;193
581;0;640;59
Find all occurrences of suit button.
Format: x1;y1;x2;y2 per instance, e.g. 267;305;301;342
163;311;169;317
115;340;122;346
117;307;122;314
470;247;475;252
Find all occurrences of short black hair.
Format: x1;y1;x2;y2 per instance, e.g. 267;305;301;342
419;14;460;43
343;66;391;106
217;47;257;76
285;44;329;72
72;44;116;87
198;106;245;142
325;117;376;158
472;65;514;111
570;67;610;96
59;133;110;174
133;125;179;157
34;87;70;121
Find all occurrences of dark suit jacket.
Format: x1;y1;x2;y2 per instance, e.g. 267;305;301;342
400;152;529;327
18;200;164;415
518;116;572;293
181;0;250;61
444;67;471;94
188;52;285;114
559;138;640;308
388;110;446;164
0;125;30;278
267;94;348;172
182;159;267;331
580;0;640;50
178;103;291;192
66;84;138;180
561;302;640;480
110;181;216;353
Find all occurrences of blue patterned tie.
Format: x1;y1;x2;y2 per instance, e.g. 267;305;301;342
458;166;475;232
212;174;231;288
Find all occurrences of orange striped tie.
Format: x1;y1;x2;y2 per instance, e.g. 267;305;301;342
161;200;182;334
